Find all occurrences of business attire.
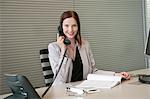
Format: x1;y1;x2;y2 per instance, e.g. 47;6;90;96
48;38;115;85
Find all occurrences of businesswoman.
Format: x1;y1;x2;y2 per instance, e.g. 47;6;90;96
48;10;130;85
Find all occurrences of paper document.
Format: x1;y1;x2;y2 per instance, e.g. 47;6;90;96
74;74;122;93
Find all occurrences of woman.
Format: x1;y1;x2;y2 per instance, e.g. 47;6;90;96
48;10;130;85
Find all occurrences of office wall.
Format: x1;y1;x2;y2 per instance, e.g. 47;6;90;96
147;0;150;67
0;0;74;94
0;0;146;94
148;0;150;27
74;0;146;71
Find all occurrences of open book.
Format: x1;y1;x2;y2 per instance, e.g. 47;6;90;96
73;74;122;93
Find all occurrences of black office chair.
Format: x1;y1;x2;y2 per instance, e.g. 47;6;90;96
40;49;54;86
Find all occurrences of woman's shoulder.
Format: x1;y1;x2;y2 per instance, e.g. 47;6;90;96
81;37;90;46
48;41;57;46
48;41;60;49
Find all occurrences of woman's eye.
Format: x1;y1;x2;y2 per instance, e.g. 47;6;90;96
73;24;77;27
65;25;69;27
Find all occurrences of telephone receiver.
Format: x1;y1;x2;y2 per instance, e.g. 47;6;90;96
58;26;71;45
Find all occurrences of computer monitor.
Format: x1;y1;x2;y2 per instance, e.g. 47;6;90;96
4;74;41;99
145;29;150;55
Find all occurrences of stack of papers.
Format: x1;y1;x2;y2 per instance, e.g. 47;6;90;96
74;74;122;93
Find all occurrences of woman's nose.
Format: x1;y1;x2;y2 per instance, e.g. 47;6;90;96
68;26;73;32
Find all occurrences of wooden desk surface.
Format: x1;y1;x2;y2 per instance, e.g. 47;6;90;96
1;68;150;99
38;68;150;99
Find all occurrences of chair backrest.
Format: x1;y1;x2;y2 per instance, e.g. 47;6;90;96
40;49;54;86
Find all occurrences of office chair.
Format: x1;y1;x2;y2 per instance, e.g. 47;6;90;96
40;49;54;86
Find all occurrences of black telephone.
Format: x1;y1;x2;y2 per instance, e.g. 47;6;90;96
58;26;71;45
4;74;41;99
139;74;150;84
41;26;71;98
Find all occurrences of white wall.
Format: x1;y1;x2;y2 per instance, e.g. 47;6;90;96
147;0;150;68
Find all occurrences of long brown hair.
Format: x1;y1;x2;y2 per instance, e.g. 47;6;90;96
60;11;82;46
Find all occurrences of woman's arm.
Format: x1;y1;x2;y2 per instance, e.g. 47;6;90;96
86;40;130;79
48;42;72;84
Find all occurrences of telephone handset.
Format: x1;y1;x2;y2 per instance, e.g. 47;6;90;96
42;26;71;98
58;26;71;45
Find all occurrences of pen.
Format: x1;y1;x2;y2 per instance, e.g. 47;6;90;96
86;89;100;93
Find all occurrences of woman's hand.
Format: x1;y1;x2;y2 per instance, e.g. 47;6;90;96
57;36;74;59
57;36;67;54
115;72;131;80
120;72;131;80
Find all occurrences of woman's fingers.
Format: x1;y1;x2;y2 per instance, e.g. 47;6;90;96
121;72;131;80
57;36;65;43
57;36;67;51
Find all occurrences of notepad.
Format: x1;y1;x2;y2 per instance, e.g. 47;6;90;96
74;74;122;93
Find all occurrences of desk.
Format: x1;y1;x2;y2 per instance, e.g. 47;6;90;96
1;68;150;99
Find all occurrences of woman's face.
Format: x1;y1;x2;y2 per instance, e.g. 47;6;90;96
62;17;78;39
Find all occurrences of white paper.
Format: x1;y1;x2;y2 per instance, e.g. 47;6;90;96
74;74;122;93
87;74;122;82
